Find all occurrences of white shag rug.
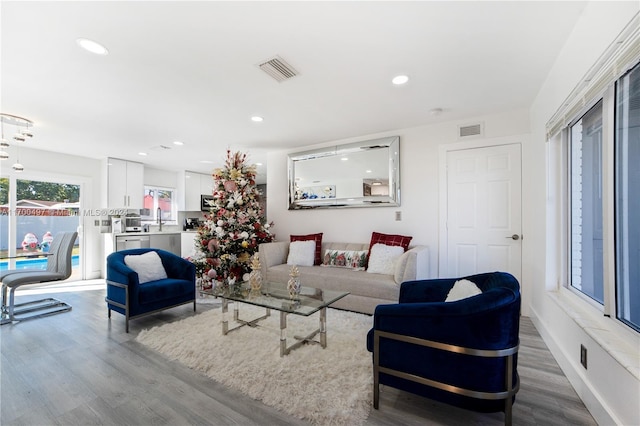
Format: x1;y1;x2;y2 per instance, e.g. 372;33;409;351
136;304;374;425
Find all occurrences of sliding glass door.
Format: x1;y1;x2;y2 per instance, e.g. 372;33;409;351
0;175;81;280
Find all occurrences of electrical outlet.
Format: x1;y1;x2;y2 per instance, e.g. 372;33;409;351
395;211;401;221
580;344;587;369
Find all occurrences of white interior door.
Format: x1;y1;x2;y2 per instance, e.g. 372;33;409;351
445;143;522;280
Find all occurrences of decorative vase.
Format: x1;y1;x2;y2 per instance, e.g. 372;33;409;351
287;265;301;298
249;270;262;291
249;254;263;291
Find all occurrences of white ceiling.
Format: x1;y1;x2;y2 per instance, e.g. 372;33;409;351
1;1;589;182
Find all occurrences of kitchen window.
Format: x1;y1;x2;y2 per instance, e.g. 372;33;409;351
142;186;176;223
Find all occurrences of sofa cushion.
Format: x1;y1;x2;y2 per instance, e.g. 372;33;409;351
266;264;399;301
367;243;405;275
138;277;194;304
291;233;323;265
287;240;316;266
124;251;168;284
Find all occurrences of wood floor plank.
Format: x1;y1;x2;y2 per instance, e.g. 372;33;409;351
1;285;596;425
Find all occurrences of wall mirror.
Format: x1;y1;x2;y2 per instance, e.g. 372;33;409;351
288;136;400;209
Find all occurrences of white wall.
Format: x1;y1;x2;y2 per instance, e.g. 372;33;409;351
529;2;639;425
267;107;530;298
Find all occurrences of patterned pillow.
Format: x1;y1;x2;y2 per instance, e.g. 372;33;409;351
367;231;412;268
290;233;323;265
322;249;368;270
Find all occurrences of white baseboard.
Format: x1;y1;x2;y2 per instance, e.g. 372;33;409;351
528;307;620;425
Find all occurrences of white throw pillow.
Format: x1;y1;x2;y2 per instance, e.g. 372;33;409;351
287;240;316;266
367;243;405;275
445;279;482;302
124;251;168;284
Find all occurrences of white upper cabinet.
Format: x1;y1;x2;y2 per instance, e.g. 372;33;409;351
200;172;213;196
107;158;144;209
184;171;202;211
180;170;214;211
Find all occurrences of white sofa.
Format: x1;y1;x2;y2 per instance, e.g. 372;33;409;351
258;241;429;314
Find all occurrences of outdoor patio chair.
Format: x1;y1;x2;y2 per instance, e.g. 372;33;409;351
1;231;77;324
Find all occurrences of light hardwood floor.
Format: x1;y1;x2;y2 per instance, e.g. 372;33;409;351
1;282;596;425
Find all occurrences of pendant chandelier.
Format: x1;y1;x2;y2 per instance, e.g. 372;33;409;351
0;113;34;172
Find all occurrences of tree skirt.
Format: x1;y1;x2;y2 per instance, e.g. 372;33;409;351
136;305;374;425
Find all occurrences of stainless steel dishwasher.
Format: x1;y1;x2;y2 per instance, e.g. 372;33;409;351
115;234;151;251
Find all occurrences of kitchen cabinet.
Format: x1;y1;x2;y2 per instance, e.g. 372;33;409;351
181;232;198;258
184;171;202;211
200;172;214;196
107;158;144;209
180;171;214;211
150;233;181;255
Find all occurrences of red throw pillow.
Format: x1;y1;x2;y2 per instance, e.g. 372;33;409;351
367;231;412;268
290;233;323;265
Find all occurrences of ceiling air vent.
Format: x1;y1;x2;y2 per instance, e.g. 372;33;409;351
257;55;299;82
458;123;484;139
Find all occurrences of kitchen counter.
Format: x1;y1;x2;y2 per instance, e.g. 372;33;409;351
113;231;182;236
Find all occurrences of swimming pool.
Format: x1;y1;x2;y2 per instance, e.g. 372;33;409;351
0;255;80;272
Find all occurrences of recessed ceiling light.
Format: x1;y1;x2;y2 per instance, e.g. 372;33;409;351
251;116;264;122
76;38;109;55
173;141;184;146
365;170;372;173
200;160;213;164
138;152;147;156
341;157;348;161
392;75;409;85
256;162;263;166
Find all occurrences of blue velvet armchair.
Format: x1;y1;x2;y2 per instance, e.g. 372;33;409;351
367;272;521;425
106;248;196;332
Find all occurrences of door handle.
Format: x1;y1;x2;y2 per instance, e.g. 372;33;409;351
506;234;520;240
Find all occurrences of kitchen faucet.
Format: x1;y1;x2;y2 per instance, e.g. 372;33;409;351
157;207;163;231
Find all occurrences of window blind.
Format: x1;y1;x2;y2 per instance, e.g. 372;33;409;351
546;14;640;140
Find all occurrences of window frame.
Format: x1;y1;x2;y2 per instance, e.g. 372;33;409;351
560;72;635;330
567;98;606;306
141;185;177;224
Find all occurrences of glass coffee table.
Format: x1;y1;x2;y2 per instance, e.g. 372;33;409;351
201;281;349;357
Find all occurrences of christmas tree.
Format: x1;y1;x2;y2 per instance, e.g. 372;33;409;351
191;150;274;291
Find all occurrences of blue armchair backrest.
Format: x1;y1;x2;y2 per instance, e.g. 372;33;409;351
106;248;195;284
398;271;520;305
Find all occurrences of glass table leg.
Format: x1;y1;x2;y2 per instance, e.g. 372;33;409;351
222;298;228;335
280;311;287;357
320;307;327;348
